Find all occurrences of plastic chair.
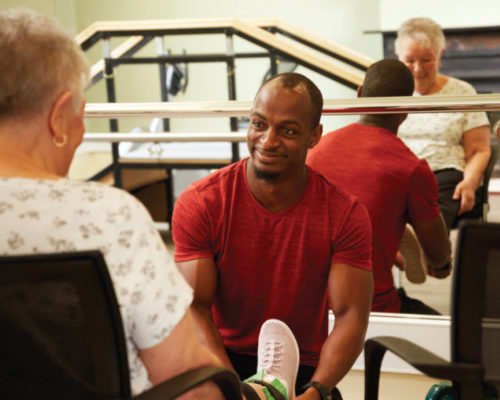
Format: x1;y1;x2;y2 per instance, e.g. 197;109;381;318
364;221;500;400
0;251;242;400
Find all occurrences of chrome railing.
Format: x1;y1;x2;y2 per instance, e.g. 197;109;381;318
83;94;500;142
84;94;500;119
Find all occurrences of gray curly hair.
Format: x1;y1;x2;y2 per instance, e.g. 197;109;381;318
0;8;89;120
395;17;445;55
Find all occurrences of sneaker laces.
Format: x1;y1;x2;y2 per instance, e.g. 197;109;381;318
261;340;284;372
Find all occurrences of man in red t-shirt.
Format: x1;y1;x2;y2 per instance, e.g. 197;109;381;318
307;59;451;314
173;73;373;399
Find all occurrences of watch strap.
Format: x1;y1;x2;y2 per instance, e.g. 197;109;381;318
301;381;333;400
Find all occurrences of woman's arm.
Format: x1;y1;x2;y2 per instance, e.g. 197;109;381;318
453;125;491;214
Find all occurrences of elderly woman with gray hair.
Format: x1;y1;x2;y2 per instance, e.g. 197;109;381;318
395;17;491;230
0;8;299;400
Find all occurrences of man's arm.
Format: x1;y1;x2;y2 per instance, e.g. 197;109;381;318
177;258;234;369
139;308;225;399
299;263;373;400
412;214;452;279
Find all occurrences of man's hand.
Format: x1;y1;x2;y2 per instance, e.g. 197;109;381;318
428;261;452;279
452;179;476;215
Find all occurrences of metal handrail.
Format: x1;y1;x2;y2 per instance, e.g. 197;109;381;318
84;93;500;119
83;132;247;142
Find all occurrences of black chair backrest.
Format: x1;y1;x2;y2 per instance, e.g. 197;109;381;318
451;221;500;384
0;251;130;399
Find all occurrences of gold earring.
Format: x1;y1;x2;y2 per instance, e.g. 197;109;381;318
52;133;67;148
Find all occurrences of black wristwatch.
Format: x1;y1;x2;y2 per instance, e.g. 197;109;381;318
301;381;333;400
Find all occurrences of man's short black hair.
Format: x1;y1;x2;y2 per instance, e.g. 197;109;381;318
259;72;323;129
361;59;414;97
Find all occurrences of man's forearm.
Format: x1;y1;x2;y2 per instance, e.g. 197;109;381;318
190;304;234;369
308;312;367;391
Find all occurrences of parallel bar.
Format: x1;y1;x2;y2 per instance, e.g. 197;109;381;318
83;132;247;142
84;94;500;119
108;52;268;65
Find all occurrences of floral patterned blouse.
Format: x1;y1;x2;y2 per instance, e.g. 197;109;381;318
398;77;490;172
0;177;193;395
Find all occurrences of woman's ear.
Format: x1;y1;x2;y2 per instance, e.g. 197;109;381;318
48;91;73;140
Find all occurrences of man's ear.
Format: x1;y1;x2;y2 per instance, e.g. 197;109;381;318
309;124;323;148
48;91;73;139
357;85;363;98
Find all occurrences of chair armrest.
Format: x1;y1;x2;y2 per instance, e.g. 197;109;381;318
364;336;484;400
135;366;242;400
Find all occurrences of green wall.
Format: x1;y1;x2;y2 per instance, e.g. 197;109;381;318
4;0;500;134
70;0;383;133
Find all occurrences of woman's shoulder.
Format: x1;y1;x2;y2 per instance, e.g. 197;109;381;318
440;76;477;95
39;179;147;215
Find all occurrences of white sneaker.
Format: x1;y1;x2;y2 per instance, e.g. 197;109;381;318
256;319;299;400
399;224;427;284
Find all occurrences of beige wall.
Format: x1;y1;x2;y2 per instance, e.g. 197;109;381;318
380;0;500;30
0;0;54;14
0;0;383;132
0;0;78;32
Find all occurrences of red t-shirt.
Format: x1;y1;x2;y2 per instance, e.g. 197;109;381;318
307;123;440;312
173;158;372;366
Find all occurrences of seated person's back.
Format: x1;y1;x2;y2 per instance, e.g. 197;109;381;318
307;59;451;313
0;9;226;399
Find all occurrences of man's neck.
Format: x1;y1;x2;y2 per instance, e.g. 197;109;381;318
246;160;308;213
357;115;399;135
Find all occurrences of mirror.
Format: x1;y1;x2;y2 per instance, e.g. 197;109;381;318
47;0;500;323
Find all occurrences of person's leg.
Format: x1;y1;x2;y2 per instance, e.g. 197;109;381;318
245;320;298;400
397;287;441;315
242;381;284;400
229;352;344;399
229;320;299;400
229;351;288;400
229;320;344;400
434;169;463;231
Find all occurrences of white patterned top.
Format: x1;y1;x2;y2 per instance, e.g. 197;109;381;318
0;177;193;395
398;77;490;172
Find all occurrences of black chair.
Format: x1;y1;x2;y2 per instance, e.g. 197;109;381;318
364;221;500;400
0;251;242;400
453;143;500;228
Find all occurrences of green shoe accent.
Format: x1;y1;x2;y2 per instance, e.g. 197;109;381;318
268;377;287;399
245;369;265;383
261;387;275;400
244;370;288;400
